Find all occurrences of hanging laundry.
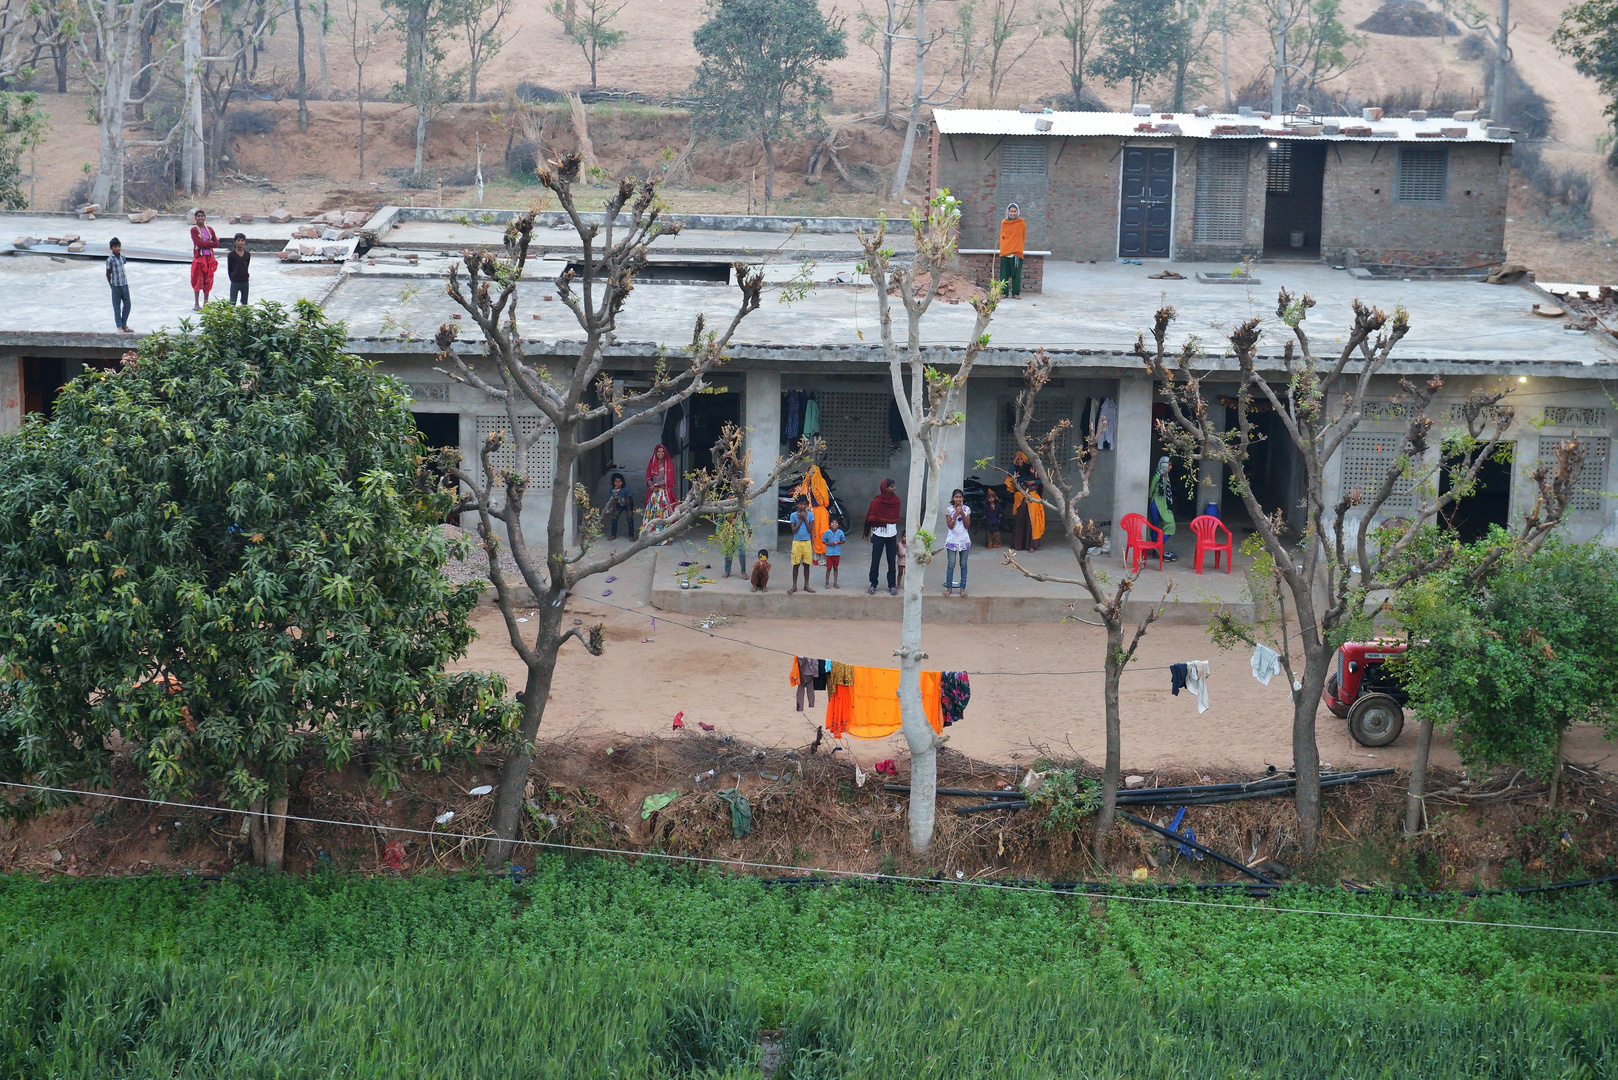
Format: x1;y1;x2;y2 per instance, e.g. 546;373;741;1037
1250;643;1282;687
940;671;971;727
826;661;854;691
783;390;805;441
803;392;821;437
1097;397;1117;451
789;656;817;711
1184;660;1211;714
1170;663;1188;696
841;666;943;739
813;659;829;692
826;684;854;737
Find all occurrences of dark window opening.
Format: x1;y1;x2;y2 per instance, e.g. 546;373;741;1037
22;357;69;419
1439;443;1513;543
412;411;459;449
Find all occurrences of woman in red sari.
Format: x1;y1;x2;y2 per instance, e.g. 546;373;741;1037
643;444;677;530
189;209;219;310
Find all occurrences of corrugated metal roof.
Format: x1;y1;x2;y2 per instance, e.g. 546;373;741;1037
933;109;1513;143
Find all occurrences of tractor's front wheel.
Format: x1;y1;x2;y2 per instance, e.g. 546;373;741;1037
1348;694;1405;747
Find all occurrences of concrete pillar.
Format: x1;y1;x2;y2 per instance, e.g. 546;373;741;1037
932;374;969;535
744;368;782;549
0;357;21;434
1110;376;1154;554
1195;457;1222;519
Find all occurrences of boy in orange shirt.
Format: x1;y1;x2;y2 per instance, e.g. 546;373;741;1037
998;203;1025;299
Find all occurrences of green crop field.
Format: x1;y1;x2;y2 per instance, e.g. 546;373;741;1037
3;858;1616;1078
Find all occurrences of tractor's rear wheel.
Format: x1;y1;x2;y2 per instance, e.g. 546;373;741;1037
1348;694;1405;747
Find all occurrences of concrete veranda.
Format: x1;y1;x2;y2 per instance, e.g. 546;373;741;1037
644;529;1254;624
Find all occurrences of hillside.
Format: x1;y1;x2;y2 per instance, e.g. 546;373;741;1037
11;0;1617;280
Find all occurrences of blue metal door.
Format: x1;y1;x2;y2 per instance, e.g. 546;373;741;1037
1118;146;1175;258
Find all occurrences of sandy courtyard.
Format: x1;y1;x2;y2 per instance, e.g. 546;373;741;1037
452;548;1617;776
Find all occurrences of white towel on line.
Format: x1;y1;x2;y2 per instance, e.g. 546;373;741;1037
1250;643;1282;686
1185;659;1211;713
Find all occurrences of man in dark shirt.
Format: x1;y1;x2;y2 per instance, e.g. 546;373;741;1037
227;232;251;305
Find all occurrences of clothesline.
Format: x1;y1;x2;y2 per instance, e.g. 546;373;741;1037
573;591;1311;680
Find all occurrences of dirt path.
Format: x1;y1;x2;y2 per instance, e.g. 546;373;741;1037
452;551;1617;775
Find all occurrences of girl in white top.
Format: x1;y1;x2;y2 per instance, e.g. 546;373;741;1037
943;488;972;597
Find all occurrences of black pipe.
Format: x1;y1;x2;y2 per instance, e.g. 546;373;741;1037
1115;810;1279;885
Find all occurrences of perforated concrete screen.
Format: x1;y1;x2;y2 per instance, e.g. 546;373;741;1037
999;398;1072;473
1266;142;1292;194
1540;434;1609;512
1396;147;1449;203
474;414;557;488
1341;432;1414;509
1195;144;1249;245
817;390;894;469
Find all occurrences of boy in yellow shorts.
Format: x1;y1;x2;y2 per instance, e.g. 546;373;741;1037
788;494;816;594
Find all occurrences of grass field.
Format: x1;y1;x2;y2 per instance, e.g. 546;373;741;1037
3;858;1616;1077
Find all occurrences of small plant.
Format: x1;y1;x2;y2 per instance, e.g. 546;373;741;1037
1023;766;1100;833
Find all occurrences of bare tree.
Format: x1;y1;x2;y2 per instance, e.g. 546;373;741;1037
982;0;1044;105
1460;0;1510;123
0;0;42;83
1138;291;1552;855
76;0;174;211
433;158;810;864
195;0;284;183
342;0;376;178
1008;353;1169;857
859;192;997;854
889;0;987;199
452;0;507;102
855;0;914;124
1054;0;1103;109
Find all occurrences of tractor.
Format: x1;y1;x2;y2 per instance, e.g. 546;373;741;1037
1322;640;1410;747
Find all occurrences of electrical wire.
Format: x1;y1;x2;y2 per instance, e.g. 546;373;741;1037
4;779;1616;939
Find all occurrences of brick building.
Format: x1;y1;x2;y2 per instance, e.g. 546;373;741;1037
930;108;1511;273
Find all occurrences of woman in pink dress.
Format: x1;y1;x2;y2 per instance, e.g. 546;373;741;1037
189;209;219;310
643;444;676;529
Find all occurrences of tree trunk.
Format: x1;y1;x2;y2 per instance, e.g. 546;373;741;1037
413;100;428;177
1403;715;1434;836
889;0;927;199
1271;0;1287;115
318;1;330;98
761;137;775;213
357;87;366;178
53;42;68;93
877;9;894;121
1292;645;1329;855
1093;624;1124;860
1220;0;1232;110
405;0;426;92
247;764;290;870
1547;727;1564;809
182;0;206;195
294;0;309;132
898;425;939;855
1489;0;1508;123
468;59;478;105
486;609;567;866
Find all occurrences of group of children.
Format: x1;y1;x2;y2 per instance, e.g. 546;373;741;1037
102;209;255;333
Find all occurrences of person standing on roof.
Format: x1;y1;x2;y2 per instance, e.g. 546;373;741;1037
106;237;133;334
998;203;1025;299
189;209;219;310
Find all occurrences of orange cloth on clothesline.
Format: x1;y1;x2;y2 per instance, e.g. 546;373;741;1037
826;684;853;737
840;665;943;739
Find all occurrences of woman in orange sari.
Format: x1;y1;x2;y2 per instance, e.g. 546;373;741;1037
1006;452;1045;551
795;464;831;562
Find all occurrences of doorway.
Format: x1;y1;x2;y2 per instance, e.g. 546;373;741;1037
412;411;459;450
1439;444;1514;543
1263;142;1325;257
683;389;741;493
22;357;70;419
1118;146;1175;258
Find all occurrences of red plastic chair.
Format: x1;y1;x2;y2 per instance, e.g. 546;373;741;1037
1190;514;1233;574
1120;512;1163;572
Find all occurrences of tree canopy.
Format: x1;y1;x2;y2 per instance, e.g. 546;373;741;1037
1554;0;1618;166
1393;536;1618;780
0;301;516;865
1087;0;1188;107
691;0;846;208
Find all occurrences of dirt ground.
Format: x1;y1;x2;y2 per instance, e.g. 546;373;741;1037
453;599;1618;779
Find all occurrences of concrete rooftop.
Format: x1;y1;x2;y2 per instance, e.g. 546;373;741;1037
1;209;1613;375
